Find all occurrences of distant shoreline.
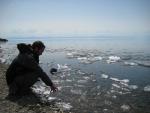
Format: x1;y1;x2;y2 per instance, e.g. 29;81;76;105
0;38;8;42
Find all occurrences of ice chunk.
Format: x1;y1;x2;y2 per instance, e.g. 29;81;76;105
66;79;72;82
66;52;74;58
144;85;150;92
104;100;112;105
128;85;138;90
77;57;87;60
77;80;87;84
121;104;130;111
112;83;121;88
110;77;120;82
53;80;60;84
135;61;150;67
43;90;50;95
110;77;129;83
77;56;102;64
0;58;6;63
83;76;90;80
74;84;85;87
97;85;101;89
101;74;109;79
71;89;82;95
107;56;121;63
124;62;138;66
57;64;71;71
48;97;57;102
120;79;129;83
87;56;102;62
77;70;85;75
112;95;117;99
66;51;86;59
103;109;108;111
56;102;72;111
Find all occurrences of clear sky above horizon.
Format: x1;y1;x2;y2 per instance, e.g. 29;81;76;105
0;0;150;37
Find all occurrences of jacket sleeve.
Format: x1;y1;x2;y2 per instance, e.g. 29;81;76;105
17;54;53;86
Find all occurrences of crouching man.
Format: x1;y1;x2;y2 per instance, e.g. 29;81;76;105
6;41;57;97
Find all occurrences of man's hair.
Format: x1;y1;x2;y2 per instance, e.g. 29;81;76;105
32;41;45;49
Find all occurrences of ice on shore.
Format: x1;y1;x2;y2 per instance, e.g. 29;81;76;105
48;97;57;102
107;56;121;64
32;85;46;95
0;58;6;63
144;85;150;92
56;102;72;111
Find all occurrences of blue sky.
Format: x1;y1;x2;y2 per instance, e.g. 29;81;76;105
0;0;150;37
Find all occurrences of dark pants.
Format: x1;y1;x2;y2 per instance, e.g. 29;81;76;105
9;72;39;96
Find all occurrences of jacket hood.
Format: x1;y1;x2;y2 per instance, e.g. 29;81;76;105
17;43;32;54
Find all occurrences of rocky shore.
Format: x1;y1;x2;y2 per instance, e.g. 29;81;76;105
0;63;71;113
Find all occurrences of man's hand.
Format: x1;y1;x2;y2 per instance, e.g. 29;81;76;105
50;84;58;92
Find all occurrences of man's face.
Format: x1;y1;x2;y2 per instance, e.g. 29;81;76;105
35;47;45;55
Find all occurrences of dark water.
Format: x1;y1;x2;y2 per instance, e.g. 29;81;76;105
1;36;150;113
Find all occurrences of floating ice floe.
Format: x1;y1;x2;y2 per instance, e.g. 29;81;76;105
135;61;150;67
110;77;129;83
104;100;112;105
66;79;72;82
124;62;138;66
66;52;86;58
106;56;121;64
96;85;101;89
77;70;86;75
128;85;138;90
77;56;102;64
112;83;121;89
83;76;90;80
112;95;117;99
144;85;150;92
101;74;109;79
0;58;6;63
121;104;130;111
74;84;85;88
56;102;72;111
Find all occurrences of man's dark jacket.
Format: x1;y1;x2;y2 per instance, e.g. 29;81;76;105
6;43;53;87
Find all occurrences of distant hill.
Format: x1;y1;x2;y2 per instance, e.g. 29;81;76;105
0;38;8;42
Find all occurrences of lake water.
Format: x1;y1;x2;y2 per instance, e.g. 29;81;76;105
1;36;150;113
